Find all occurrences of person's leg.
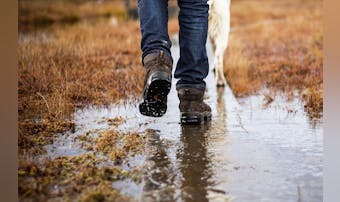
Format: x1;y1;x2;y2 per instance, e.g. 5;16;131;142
138;0;172;60
176;0;211;124
138;0;173;117
175;0;210;90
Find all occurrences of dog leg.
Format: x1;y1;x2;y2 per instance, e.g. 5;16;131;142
215;44;227;87
208;0;230;87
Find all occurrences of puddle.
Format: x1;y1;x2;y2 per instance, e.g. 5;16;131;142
46;35;323;201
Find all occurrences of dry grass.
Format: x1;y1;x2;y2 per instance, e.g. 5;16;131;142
19;20;144;155
18;0;323;162
18;0;323;200
19;2;146;200
19;0;127;32
224;0;323;116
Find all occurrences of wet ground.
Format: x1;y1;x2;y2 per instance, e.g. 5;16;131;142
45;35;323;201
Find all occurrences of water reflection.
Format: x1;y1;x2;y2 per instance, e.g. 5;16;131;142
141;86;230;202
216;87;228;130
45;34;322;201
178;123;212;202
142;131;176;201
141;124;214;202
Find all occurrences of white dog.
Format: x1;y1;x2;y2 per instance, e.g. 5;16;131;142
208;0;230;87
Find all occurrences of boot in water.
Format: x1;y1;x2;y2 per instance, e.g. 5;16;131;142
178;88;212;124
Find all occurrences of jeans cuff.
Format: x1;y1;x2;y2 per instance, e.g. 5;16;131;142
176;83;206;91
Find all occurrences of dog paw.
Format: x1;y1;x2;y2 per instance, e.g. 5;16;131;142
216;81;226;87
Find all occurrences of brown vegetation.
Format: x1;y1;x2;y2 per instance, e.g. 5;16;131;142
18;0;323;200
19;153;136;201
19;20;144;155
95;129;146;163
19;123;147;201
19;0;127;32
223;0;322;117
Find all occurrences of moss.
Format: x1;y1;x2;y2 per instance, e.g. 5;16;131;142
93;129;146;164
19;119;75;155
19;154;134;201
79;182;129;202
107;116;125;127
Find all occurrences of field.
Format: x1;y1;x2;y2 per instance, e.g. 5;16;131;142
224;0;323;118
18;0;323;201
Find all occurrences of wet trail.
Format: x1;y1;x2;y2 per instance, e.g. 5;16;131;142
46;35;323;201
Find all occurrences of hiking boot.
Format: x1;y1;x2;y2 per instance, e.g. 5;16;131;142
139;51;173;117
178;88;212;124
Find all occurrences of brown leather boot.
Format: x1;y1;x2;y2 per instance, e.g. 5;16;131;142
139;51;173;117
178;88;212;124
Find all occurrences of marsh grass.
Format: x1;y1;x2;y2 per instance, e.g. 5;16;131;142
18;0;323;200
224;0;322;117
19;123;147;201
168;0;323;116
18;153;137;201
19;20;144;155
19;0;127;32
18;0;323;165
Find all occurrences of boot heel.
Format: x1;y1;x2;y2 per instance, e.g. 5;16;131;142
180;112;208;124
150;71;172;85
139;71;171;117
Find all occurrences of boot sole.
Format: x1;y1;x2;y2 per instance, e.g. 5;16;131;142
139;71;171;117
180;111;212;124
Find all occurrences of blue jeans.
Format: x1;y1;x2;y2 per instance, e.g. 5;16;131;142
138;0;209;90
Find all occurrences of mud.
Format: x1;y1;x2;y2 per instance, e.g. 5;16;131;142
45;35;323;201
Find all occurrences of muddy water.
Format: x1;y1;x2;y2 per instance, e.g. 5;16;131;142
46;35;323;202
